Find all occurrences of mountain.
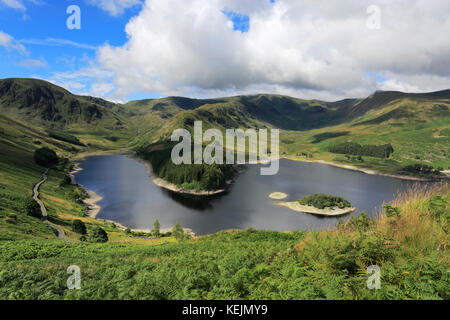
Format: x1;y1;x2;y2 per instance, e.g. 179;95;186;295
0;77;449;174
0;78;128;132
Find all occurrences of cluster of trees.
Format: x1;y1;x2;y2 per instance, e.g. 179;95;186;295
328;142;394;158
137;143;235;191
402;164;442;177
72;220;108;243
24;198;41;219
298;194;352;209
34;147;58;167
47;130;85;146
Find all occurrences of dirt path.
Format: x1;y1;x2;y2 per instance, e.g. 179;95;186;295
33;169;72;242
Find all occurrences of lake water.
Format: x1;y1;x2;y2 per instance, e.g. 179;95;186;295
74;154;429;235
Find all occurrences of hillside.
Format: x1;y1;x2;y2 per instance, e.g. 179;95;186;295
0;78;129;133
0;184;448;299
1;77;449;194
0;78;448;300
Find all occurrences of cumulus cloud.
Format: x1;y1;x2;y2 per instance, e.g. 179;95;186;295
86;0;142;16
49;59;116;99
95;0;450;100
0;30;27;54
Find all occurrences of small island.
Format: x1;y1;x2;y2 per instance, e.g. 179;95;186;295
269;192;288;200
278;193;355;216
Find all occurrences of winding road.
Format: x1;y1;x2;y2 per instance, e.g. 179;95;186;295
33;169;72;242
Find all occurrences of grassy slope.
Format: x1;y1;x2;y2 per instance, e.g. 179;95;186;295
129;91;450;176
280;97;450;173
0;111;173;245
0;184;448;300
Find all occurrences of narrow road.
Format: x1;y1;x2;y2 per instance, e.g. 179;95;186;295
33;169;72;242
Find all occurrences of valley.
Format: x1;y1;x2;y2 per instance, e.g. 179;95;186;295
0;78;448;300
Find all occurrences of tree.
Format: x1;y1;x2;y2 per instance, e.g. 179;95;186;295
172;221;184;240
25;198;41;219
152;219;160;237
72;219;87;235
88;226;108;243
34;147;58;167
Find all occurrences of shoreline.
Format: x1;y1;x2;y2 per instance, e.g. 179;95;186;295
69;163;103;218
281;156;447;182
277;201;356;216
133;155;229;196
70;154;196;236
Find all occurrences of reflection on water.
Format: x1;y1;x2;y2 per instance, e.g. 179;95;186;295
75;154;430;235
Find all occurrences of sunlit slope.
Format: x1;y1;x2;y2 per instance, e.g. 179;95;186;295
0;78;130;134
128;90;450;172
0;184;448;300
280;94;450;171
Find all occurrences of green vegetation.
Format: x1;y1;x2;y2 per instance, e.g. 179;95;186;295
298;194;353;209
328;142;394;159
137;143;235;190
402;163;443;178
48;130;85;146
34;147;58;167
152;219;160;237
72;220;87;235
0;184;448;299
24;198;41;219
88;226;108;243
0;78;449;300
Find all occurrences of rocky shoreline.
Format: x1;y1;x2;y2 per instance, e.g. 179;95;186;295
277;201;356;216
282;156;447;182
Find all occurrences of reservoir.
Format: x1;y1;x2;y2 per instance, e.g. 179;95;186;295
74;154;429;235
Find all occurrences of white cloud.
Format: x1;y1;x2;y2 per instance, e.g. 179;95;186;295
0;0;43;11
86;0;142;16
93;0;450;100
49;59;116;99
20;38;98;50
0;30;27;54
0;0;26;11
15;58;47;69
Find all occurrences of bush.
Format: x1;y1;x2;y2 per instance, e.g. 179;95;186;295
34;147;58;167
24;198;41;219
59;174;72;187
88;227;108;243
402;164;442;177
72;220;87;235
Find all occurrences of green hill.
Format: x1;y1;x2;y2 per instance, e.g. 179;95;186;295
0;78;129;133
